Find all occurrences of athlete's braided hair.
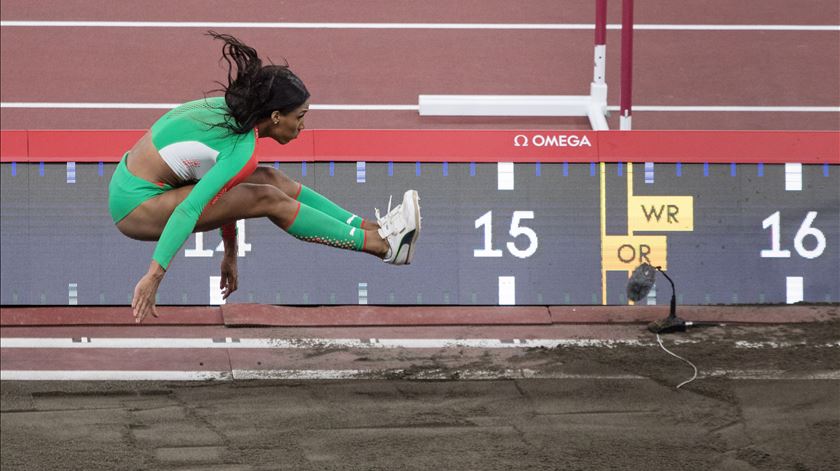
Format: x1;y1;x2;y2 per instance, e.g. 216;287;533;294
207;31;310;134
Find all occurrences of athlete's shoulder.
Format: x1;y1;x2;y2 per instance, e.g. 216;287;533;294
150;97;244;149
154;97;229;127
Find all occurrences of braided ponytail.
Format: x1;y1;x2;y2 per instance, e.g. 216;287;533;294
207;31;310;134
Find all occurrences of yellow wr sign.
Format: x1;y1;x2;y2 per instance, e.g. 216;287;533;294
628;196;694;232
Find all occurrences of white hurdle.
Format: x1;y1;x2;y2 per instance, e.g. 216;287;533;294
418;0;635;131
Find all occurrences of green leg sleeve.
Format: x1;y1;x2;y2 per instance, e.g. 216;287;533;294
287;202;366;251
296;184;364;228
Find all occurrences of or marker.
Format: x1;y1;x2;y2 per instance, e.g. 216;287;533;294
415;161;421;176
98;161;104;176
10;162;16;176
644;162;654;184
39;162;44;176
470;162;476;176
301;161;307;176
562;162;568;176
758;163;764;177
703;162;709;176
676;162;682;176
388;161;393;176
443;161;448;176
329;161;334;176
730;162;737;176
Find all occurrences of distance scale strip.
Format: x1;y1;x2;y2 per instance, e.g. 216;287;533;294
0;130;837;306
182;161;834;306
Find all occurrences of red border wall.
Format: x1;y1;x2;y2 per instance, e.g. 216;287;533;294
1;129;838;164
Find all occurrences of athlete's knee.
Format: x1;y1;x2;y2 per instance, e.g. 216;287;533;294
249;184;293;214
253;166;298;196
250;166;275;184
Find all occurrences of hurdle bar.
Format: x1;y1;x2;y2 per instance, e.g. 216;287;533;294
418;0;634;131
620;0;634;130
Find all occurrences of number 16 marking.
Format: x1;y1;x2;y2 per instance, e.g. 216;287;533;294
761;211;826;259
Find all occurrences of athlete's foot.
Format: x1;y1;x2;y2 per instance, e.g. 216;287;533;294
375;190;421;265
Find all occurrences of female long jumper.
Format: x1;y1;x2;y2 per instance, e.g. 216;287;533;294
108;32;420;323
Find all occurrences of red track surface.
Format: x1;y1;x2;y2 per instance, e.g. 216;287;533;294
2;0;838;130
1;305;833;327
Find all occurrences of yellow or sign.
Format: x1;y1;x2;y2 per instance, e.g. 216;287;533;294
628;196;694;232
602;235;668;271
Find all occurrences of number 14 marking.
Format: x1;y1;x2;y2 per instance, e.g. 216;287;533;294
185;220;252;258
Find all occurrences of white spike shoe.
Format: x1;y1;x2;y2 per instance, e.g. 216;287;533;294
376;190;421;265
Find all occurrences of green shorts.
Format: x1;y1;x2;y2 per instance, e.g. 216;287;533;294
108;153;173;223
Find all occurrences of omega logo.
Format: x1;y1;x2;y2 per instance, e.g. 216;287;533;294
513;134;592;147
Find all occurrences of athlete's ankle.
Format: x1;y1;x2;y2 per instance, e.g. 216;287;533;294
364;230;389;258
361;219;380;231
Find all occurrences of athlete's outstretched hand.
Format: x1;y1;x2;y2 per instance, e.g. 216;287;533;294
220;255;238;300
133;262;165;324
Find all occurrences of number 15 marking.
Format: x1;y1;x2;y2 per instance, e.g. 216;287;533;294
474;210;539;259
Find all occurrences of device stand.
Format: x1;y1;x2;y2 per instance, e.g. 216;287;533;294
647;268;686;334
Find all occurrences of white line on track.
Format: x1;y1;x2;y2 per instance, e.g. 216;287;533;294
611;105;840;112
2;337;838;349
2;103;838;112
2;368;838;381
0;370;231;381
0;102;420;111
1;21;838;31
0;337;649;349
